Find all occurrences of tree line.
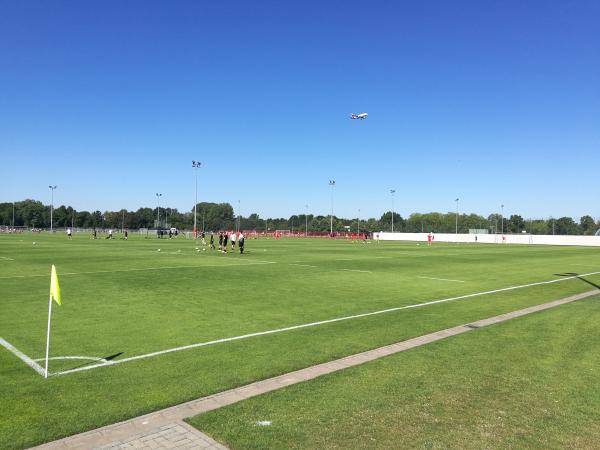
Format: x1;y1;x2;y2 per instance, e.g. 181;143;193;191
0;199;598;236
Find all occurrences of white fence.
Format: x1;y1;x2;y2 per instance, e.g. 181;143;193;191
376;232;600;247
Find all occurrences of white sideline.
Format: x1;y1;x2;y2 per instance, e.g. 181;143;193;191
340;269;372;273
0;261;276;279
46;270;600;378
418;276;465;283
0;337;46;377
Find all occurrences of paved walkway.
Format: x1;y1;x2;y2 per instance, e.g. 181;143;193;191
32;289;599;450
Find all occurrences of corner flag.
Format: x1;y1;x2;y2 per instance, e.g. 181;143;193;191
45;265;62;378
50;265;61;306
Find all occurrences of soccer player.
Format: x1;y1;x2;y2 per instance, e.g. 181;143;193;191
66;228;72;240
230;231;236;250
239;232;245;254
218;232;223;251
223;232;229;253
427;232;433;247
210;232;215;249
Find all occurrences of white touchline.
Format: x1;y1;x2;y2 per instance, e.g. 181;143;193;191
0;256;15;261
45;270;600;378
0;261;277;280
289;264;318;268
0;338;46;377
418;276;465;283
339;269;372;273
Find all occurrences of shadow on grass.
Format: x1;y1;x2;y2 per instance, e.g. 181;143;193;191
554;272;600;290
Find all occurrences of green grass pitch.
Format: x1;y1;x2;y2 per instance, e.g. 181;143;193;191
0;232;599;449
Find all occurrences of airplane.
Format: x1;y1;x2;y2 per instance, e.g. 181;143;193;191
350;112;368;120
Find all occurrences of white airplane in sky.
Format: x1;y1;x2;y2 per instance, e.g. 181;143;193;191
350;112;368;120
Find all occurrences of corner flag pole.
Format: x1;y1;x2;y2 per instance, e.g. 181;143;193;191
44;293;53;379
45;265;62;379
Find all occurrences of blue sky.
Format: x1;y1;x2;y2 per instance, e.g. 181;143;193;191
1;0;598;220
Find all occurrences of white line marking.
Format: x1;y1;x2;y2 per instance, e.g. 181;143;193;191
418;276;465;283
570;264;599;267
0;337;46;377
288;264;318;268
49;270;600;377
335;258;354;261
33;356;108;363
0;256;14;261
339;269;372;273
0;261;277;280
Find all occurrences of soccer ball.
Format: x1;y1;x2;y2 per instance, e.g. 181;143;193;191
33;242;36;245
158;249;161;252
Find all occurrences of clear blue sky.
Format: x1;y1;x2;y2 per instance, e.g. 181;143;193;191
1;0;598;220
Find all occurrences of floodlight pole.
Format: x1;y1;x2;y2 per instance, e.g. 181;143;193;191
155;193;162;227
329;180;335;235
390;189;396;232
358;208;360;234
305;204;308;237
192;161;201;238
121;210;125;233
501;204;504;234
455;198;459;234
12;202;15;229
237;200;240;233
48;186;57;232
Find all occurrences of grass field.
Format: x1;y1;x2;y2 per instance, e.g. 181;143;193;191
189;298;600;449
1;232;599;449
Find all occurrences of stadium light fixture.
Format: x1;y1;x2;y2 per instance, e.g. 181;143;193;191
329;180;336;235
455;198;459;234
48;186;57;232
192;161;201;238
390;189;396;232
156;193;162;227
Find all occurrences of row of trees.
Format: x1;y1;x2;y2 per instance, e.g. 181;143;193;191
1;199;598;236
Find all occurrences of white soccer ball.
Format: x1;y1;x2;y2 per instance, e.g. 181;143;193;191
158;249;161;252
33;242;36;245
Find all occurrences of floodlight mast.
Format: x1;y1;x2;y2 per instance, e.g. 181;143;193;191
156;193;162;226
455;198;459;234
192;161;201;238
329;180;335;235
305;204;308;237
390;189;396;232
501;204;505;234
48;186;57;232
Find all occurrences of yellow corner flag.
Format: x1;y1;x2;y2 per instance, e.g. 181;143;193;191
50;265;61;306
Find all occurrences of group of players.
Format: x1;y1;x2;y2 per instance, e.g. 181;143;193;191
200;230;246;254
